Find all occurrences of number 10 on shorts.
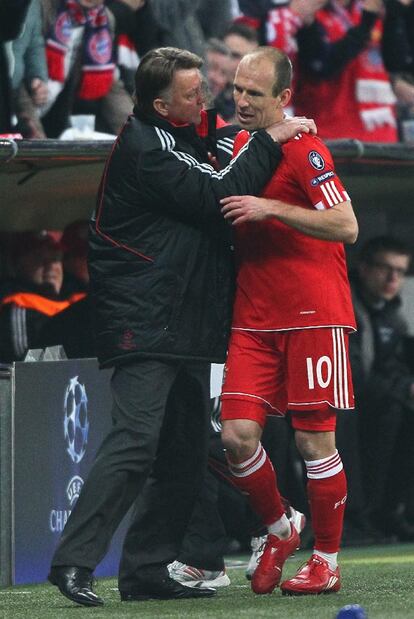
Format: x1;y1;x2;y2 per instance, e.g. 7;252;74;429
306;356;332;390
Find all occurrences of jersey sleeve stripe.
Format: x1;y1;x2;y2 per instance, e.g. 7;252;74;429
330;180;344;203
325;182;340;205
320;183;334;207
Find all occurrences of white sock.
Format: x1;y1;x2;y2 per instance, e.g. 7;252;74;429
268;513;291;539
314;549;338;570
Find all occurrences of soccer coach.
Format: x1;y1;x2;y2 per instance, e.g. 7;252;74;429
48;47;315;606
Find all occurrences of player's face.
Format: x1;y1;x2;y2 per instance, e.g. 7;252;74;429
233;56;287;130
359;251;410;302
161;68;205;126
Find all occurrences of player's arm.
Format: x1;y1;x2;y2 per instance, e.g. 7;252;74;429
220;196;358;244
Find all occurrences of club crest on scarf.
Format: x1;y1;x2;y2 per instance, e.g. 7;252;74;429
54;11;72;45
89;30;112;65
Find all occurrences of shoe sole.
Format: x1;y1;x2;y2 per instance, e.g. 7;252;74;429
281;583;341;596
282;586;340;596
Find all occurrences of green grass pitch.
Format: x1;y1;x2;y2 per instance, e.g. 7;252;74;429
1;544;414;619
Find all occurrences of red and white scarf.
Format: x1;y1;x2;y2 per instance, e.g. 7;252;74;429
46;0;115;100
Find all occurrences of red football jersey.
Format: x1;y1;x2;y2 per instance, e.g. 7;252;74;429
231;130;356;332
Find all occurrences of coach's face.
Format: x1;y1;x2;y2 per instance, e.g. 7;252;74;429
233;55;289;130
155;68;204;125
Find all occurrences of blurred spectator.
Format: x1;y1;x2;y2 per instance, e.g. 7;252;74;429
0;231;86;362
197;0;233;40
223;22;259;78
382;0;414;77
150;0;207;57
108;0;161;55
294;0;399;142
382;0;414;140
40;219;96;358
338;236;414;541
11;0;48;138
234;0;323;50
263;1;326;59
209;23;259;122
7;231;64;296
0;0;31;133
206;24;259;123
107;0;164;96
28;0;133;138
147;0;233;58
233;0;271;42
61;219;89;293
205;39;233;100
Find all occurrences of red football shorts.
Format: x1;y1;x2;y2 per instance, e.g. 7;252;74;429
221;327;354;430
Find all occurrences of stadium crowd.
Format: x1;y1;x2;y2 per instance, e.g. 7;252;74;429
1;0;414;139
1;0;414;603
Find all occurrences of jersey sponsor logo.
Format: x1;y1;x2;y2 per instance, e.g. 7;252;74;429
311;170;335;186
308;150;325;171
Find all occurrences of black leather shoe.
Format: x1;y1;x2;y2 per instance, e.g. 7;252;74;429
48;566;104;607
120;574;216;601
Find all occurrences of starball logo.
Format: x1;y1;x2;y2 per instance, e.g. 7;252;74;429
63;376;89;463
49;377;89;533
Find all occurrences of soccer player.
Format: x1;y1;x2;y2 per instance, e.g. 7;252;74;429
220;47;358;596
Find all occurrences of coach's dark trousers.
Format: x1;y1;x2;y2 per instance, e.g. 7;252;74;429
51;359;211;587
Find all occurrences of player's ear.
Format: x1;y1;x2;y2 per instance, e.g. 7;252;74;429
279;88;292;109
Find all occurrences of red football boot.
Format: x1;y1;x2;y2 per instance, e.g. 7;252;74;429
251;524;300;594
281;554;341;595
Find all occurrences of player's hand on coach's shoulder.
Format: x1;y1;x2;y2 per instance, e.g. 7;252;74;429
265;117;317;143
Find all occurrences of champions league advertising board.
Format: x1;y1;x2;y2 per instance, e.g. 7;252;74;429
13;359;129;584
